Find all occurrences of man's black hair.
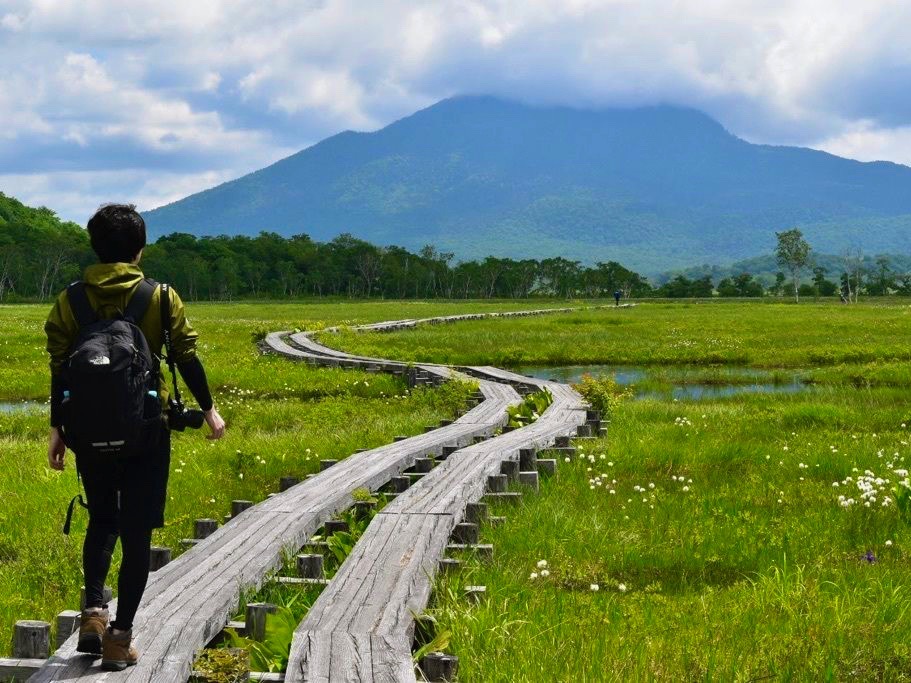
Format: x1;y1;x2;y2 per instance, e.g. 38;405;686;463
86;204;147;263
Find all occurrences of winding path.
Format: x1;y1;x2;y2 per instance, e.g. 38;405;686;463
29;306;593;683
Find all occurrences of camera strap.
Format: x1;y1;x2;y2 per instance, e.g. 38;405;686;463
159;283;183;409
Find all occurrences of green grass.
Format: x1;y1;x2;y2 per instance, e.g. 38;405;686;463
5;298;911;678
0;299;550;655
429;388;911;680
325;301;911;378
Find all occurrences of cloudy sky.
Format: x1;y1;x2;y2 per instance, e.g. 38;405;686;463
2;0;911;224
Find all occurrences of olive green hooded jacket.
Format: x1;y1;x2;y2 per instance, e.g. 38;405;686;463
45;263;198;424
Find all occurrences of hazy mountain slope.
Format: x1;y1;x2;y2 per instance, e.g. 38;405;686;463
145;96;911;270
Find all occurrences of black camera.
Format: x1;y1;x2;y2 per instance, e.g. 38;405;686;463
168;399;205;432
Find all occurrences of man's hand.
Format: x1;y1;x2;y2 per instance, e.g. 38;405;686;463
204;407;226;440
48;427;66;470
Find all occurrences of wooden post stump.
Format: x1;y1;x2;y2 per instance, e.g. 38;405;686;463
324;520;349;535
576;424;592;437
537;459;557;476
439;558;462;574
519;471;540;491
55;610;80;648
451;523;479;545
519;448;538;470
439;419;454;427
424;425;437;433
421;652;459;682
487;474;507;493
245;603;277;642
297;554;325;579
464;586;486;604
149;546;172;571
393;435;409;442
231;500;254;518
12;621;50;659
279;476;300;492
194;518;218;539
442;445;459;458
390;475;410;493
413;458;434;473
465;502;488;524
555;435;571;448
500;460;520;481
319;459;339;471
501;425;516;433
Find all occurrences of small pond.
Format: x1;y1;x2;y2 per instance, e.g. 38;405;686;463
514;364;809;401
0;400;46;414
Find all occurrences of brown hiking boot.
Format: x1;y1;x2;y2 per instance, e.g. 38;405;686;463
76;608;109;655
101;628;139;671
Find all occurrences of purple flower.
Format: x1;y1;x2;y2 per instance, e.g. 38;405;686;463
863;550;876;564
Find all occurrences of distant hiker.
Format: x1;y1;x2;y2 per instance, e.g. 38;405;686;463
45;204;226;671
614;290;622;306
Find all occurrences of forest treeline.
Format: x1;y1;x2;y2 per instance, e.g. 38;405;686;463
2;194;910;301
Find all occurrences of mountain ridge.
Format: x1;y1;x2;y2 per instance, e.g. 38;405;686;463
145;96;911;271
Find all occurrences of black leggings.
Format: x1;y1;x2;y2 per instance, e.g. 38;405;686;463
83;519;153;631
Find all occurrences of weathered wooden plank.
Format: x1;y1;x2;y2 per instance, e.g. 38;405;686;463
285;369;587;682
0;657;44;680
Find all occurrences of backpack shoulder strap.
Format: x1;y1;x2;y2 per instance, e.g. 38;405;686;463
123;278;157;323
66;282;97;328
159;282;172;358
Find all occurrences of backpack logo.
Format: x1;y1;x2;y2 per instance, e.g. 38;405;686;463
89;354;111;366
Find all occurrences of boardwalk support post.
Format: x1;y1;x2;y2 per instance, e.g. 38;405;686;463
465;502;488;524
421;652;459;682
279;476;301;492
297;554;325;579
451;523;479;545
518;471;540;491
149;546;172;571
245;603;277;642
194;519;218;539
13;621;50;659
55;611;81;649
500;460;520;482
231;500;254;518
487;474;507;493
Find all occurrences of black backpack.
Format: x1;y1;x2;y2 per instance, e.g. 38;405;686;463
60;278;163;457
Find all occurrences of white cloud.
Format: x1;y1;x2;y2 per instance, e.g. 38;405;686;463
816;122;911;167
2;0;911;222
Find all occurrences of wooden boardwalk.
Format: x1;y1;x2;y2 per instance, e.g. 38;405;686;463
285;379;584;682
29;306;591;682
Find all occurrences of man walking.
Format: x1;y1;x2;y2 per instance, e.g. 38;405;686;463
45;204;225;671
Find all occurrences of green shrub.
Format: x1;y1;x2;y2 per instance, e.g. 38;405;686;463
506;388;553;427
573;374;631;419
192;647;249;682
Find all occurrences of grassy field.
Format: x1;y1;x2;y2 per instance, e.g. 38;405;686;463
0;299;558;656
325;301;911;679
3;298;911;680
325;301;911;386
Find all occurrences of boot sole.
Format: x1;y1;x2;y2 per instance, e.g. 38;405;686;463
101;659;137;672
76;633;102;655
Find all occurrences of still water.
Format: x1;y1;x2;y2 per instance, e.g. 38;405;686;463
0;400;46;414
514;364;808;401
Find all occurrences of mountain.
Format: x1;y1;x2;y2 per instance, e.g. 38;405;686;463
145;96;911;271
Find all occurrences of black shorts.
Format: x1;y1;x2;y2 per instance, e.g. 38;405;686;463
75;427;171;531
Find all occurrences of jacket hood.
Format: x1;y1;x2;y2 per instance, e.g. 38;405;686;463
82;263;145;295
